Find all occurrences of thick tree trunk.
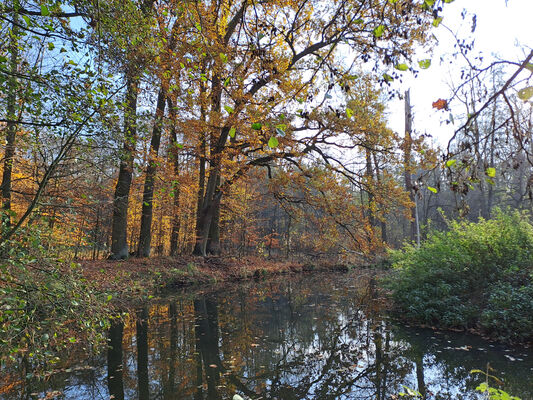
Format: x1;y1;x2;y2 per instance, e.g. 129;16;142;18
1;7;19;226
137;87;167;257
110;73;139;259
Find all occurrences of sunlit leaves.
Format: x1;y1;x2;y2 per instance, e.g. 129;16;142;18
395;63;408;71
486;167;496;178
346;107;354;118
268;137;279;148
373;25;385;38
427;186;438;193
229;127;236;138
432;17;443;27
383;73;394;82
219;53;228;63
517;86;533;101
445;159;456;168
224;105;234;114
40;5;50;16
251;123;262;130
418;59;431;69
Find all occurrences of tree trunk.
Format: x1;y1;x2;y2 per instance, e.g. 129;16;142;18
206;175;221;255
137;86;167;257
403;89;417;243
1;5;19;226
168;98;181;257
110;73;139;259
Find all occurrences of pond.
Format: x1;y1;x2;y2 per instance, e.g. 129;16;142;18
2;272;532;399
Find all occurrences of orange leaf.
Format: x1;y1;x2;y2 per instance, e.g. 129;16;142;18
432;99;447;110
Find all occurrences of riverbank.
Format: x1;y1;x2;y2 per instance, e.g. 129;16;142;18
80;256;361;302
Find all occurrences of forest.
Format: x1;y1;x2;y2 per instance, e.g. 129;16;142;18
0;0;532;398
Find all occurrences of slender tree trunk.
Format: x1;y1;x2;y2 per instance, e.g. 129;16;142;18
168;98;181;256
1;5;19;226
110;72;139;259
365;148;376;228
403;89;417;243
137;86;167;257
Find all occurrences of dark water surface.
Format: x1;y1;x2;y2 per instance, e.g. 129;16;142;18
2;272;532;399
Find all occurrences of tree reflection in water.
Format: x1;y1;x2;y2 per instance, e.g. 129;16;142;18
1;273;532;399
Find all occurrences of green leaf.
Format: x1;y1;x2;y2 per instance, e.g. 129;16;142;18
268;137;279;148
486;167;496;178
275;127;285;136
445;159;456;167
395;63;408;71
382;73;394;82
526;63;533;73
229;127;236;138
219;53;228;63
251;123;262;130
517;86;533;101
22;15;31;26
224;77;230;87
195;22;202;31
41;4;50;16
418;59;431;69
432;17;443;27
427;186;438;193
48;42;55;51
106;294;113;302
373;25;385;38
224;105;234;114
346;107;354;118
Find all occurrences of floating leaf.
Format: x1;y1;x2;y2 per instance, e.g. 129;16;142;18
224;105;234;114
251;123;262;130
418;59;431;69
268;137;279;148
517;86;533;101
427;186;438;193
486;167;496;178
346;107;354;118
373;25;385;38
229;127;236;138
445;159;456;168
395;63;408;71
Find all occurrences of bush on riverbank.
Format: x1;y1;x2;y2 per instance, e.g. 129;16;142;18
0;225;111;367
385;210;533;343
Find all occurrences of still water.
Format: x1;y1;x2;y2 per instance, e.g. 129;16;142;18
2;272;532;399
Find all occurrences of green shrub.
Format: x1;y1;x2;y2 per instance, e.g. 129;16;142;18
385;210;533;342
0;224;111;367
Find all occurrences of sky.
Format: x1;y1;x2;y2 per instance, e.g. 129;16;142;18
387;0;533;147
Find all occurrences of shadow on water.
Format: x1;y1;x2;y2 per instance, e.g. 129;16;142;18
2;272;532;399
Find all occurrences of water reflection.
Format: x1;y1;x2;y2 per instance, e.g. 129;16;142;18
1;273;532;399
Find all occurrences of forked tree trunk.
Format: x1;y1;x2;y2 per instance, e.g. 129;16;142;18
110;73;139;259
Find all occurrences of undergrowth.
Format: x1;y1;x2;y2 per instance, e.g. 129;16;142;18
385;209;533;343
